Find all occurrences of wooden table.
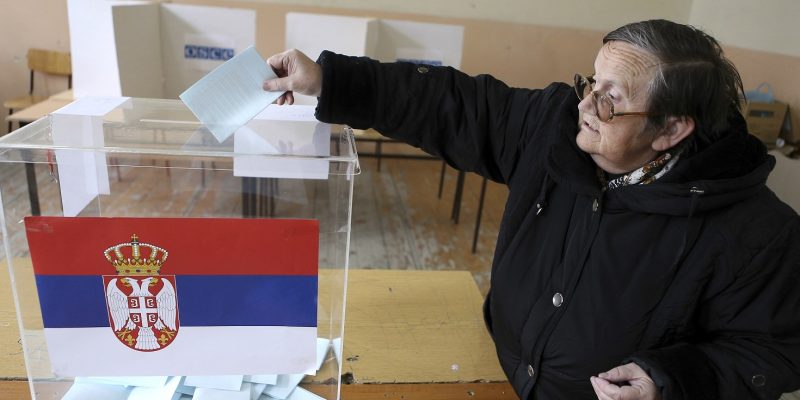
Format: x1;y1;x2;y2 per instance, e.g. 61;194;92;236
5;97;71;126
4;91;73;217
0;267;515;399
352;128;438;172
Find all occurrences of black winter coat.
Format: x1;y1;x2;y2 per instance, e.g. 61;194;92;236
314;51;800;400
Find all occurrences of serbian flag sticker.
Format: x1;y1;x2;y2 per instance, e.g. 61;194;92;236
24;216;319;377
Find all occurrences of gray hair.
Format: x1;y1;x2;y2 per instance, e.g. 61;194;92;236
603;20;745;151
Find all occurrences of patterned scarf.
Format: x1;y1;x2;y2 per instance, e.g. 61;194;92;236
605;144;685;189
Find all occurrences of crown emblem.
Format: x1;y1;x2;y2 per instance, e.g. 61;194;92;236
103;234;169;276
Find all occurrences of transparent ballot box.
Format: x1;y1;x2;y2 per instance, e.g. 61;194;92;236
0;98;359;399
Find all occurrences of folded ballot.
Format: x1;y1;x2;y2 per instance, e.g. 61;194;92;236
180;46;285;142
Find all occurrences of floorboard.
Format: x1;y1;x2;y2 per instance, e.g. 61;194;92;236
351;157;507;294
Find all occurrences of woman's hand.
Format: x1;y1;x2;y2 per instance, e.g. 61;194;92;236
591;362;661;400
263;49;322;105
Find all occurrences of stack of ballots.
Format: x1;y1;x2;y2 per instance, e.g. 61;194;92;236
61;338;337;400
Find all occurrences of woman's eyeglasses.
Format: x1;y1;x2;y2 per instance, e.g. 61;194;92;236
574;74;654;122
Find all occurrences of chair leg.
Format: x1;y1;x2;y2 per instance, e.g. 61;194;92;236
451;171;465;224
270;178;278;217
242;177;254;217
472;177;488;254
437;160;447;199
257;178;267;217
376;140;383;172
200;161;206;188
7;108;13;134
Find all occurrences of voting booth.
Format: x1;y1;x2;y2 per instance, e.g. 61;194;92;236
0;98;358;399
285;13;464;105
68;0;258;99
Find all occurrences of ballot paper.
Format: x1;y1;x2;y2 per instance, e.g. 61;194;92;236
281;387;326;400
127;376;182;400
61;382;132;400
250;383;268;399
63;338;333;399
254;104;317;122
245;375;278;385
51;97;128;217
193;382;252;400
176;378;196;395
305;338;330;375
262;374;306;400
184;375;243;391
180;46;285;142
74;375;169;387
332;337;343;365
232;122;331;180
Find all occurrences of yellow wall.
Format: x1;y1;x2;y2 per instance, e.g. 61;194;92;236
178;0;800;141
688;0;800;141
1;0;71;134
1;0;799;141
690;0;800;58
213;0;693;32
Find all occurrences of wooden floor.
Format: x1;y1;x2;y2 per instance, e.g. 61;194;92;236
350;157;506;295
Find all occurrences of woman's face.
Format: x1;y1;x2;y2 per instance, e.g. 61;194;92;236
576;41;663;174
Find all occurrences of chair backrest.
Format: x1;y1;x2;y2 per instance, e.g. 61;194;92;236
27;48;71;76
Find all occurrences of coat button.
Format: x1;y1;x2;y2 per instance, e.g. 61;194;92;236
527;364;535;377
417;66;429;74
751;374;766;387
592;198;599;212
552;292;564;307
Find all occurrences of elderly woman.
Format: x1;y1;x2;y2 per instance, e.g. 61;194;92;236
264;20;800;400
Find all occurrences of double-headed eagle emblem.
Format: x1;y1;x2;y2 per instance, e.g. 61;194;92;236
102;234;179;351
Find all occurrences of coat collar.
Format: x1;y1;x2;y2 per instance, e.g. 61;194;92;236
543;85;772;216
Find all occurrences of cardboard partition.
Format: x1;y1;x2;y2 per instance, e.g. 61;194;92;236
285;13;378;105
284;13;464;105
68;0;127;97
285;13;378;62
112;3;164;98
68;1;256;100
161;3;257;99
744;101;789;145
375;19;464;68
51;98;132;216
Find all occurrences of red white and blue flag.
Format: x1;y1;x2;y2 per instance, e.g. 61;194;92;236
25;216;319;377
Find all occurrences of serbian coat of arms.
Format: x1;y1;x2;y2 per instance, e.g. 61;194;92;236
102;234;179;351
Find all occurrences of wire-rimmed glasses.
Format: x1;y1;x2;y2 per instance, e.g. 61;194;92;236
574;74;654;122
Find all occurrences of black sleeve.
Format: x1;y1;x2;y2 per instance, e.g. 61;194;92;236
314;50;566;185
628;219;800;399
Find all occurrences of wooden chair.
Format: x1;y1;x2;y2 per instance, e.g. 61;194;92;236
4;48;72;134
